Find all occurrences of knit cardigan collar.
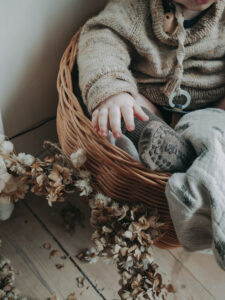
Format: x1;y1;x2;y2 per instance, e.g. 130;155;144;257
150;0;225;46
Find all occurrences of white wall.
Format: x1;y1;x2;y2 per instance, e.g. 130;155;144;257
0;0;107;142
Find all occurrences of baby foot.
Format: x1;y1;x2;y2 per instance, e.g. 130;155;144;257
138;120;195;172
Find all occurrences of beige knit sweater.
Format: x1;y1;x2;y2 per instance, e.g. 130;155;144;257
77;0;225;114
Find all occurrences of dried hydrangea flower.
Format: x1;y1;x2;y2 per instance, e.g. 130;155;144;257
0;141;14;155
17;153;35;166
77;196;169;299
47;192;58;207
1;175;29;203
79;170;91;179
75;179;93;196
70;149;86;168
0;255;18;298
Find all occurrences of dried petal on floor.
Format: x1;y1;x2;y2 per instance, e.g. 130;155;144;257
67;293;77;300
47;293;58;300
77;194;171;299
76;276;85;288
43;243;52;250
55;264;64;269
49;250;60;259
166;284;175;293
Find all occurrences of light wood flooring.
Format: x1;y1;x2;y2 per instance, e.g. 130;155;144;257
1;193;225;300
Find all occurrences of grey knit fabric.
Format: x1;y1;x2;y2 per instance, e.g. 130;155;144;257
77;0;225;114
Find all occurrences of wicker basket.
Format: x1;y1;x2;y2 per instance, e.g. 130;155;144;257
56;29;181;249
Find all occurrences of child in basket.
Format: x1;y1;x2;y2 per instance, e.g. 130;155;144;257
77;0;225;172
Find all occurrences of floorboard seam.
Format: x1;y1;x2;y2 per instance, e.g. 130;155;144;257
23;200;106;300
168;249;216;300
5;235;54;295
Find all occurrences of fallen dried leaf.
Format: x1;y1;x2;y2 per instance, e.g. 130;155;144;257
55;264;64;269
43;243;52;250
166;283;175;293
49;250;60;259
80;195;168;299
47;293;57;300
76;276;85;288
76;251;85;260
67;293;77;300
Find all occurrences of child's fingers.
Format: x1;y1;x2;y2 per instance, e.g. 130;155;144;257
92;109;99;131
133;104;149;121
98;108;109;137
109;106;122;138
121;106;135;131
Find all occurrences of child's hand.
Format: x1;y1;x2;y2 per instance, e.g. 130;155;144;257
92;92;149;138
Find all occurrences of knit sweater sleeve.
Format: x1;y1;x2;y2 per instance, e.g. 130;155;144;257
77;0;139;115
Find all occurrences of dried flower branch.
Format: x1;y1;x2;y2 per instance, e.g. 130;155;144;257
0;255;15;298
0;251;30;300
0;137;93;206
0;136;173;299
77;194;172;299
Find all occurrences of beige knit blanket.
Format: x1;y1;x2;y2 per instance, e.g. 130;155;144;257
77;0;225;114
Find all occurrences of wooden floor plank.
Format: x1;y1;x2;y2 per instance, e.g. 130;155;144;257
152;247;215;300
24;193;121;300
25;193;214;300
169;248;225;299
0;201;101;300
1;237;50;298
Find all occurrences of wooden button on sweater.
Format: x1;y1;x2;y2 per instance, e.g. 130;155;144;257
163;12;178;36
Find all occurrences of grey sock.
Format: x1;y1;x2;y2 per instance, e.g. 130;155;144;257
138;108;196;172
121;107;196;172
121;108;160;149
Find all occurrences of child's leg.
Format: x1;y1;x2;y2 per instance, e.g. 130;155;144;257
124;93;196;172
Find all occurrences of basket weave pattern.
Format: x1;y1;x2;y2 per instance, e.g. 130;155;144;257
56;30;181;249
